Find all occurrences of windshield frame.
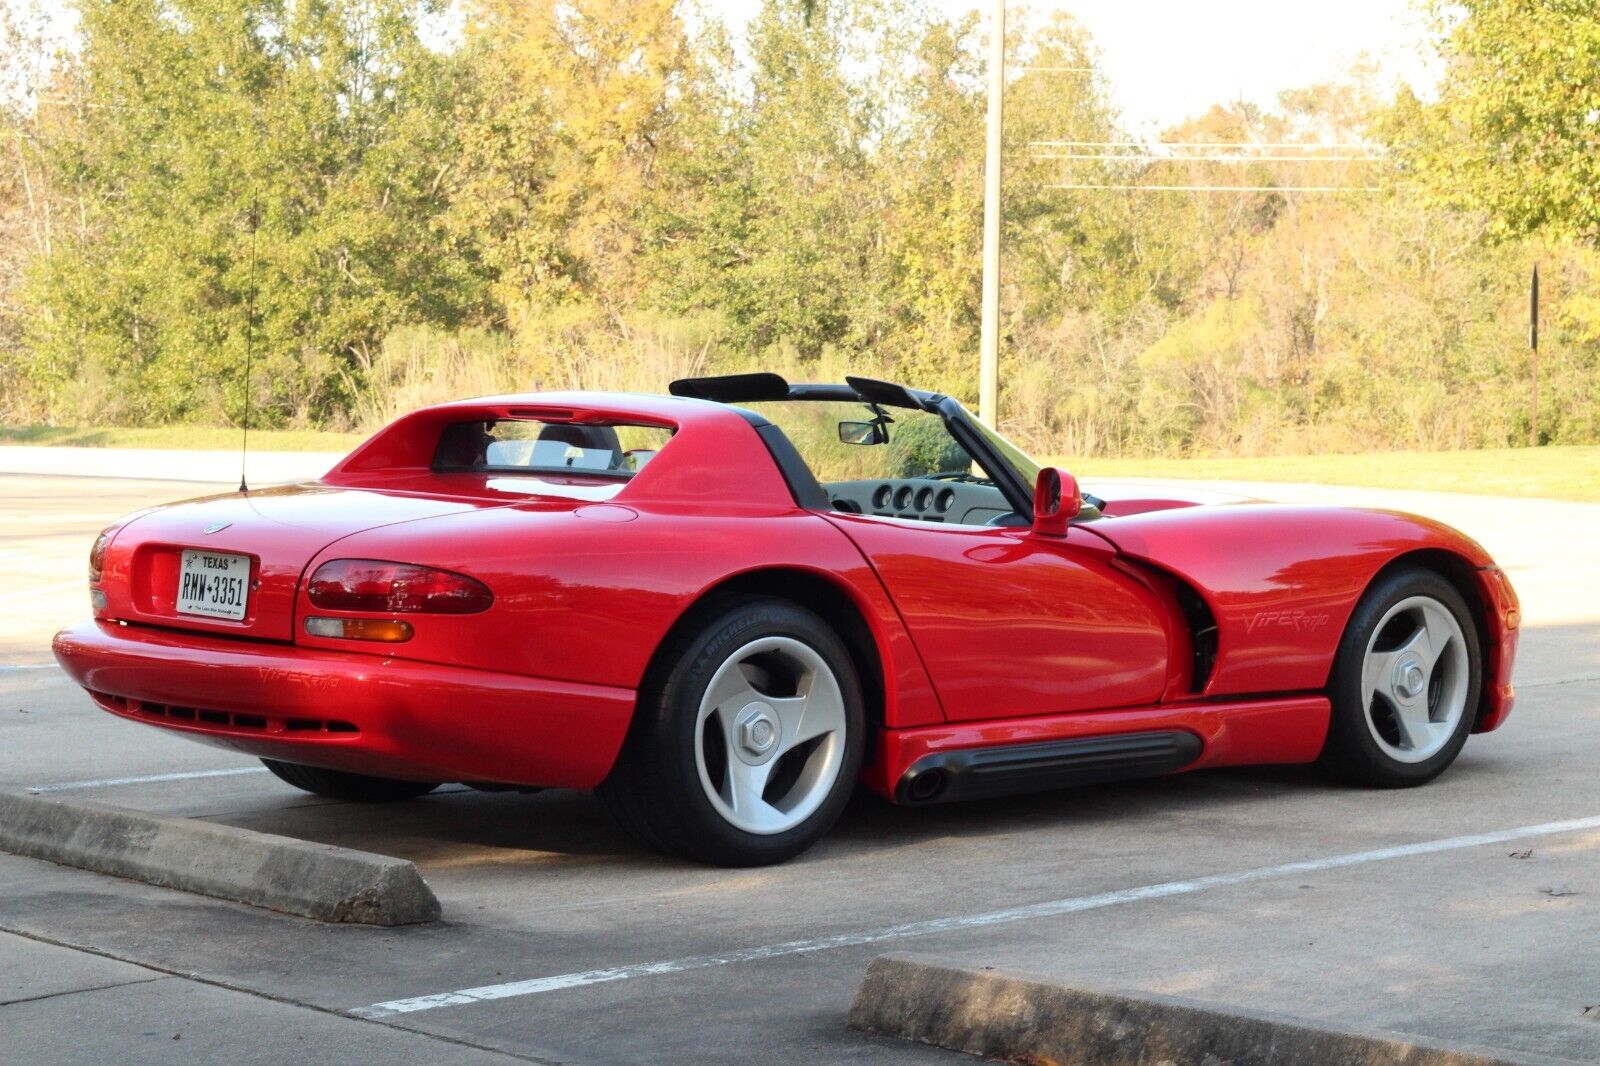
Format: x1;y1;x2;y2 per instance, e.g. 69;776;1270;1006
929;396;1035;516
968;408;1041;487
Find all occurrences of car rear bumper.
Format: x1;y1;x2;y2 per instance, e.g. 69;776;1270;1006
52;620;635;788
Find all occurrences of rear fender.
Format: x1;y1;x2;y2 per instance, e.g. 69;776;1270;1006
307;506;946;729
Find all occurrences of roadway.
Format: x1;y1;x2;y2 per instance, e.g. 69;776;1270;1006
1;472;1596;1063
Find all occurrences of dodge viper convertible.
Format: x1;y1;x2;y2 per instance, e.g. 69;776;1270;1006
54;374;1520;865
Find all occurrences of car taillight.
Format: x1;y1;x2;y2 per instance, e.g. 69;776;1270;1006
306;559;493;614
89;527;114;583
86;508;157;586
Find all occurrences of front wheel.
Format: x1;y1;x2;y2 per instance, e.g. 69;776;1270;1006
1319;567;1481;787
261;759;439;802
601;598;865;866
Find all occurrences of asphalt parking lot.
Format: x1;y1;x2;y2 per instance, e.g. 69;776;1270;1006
2;471;1597;1064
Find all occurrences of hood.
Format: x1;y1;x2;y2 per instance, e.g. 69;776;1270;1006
1083;478;1257;518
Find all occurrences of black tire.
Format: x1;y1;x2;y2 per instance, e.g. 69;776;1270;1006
600;597;866;866
261;759;440;802
1318;566;1481;787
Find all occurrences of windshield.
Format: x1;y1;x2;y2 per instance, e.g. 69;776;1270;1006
739;401;984;483
738;398;1035;527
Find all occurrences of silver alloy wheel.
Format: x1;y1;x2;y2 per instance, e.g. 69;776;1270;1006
1360;595;1470;764
693;635;848;835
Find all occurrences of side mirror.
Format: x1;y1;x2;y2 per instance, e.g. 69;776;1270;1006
1032;467;1081;536
838;420;887;446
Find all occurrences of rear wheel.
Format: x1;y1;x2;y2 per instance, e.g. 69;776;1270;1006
601;598;865;866
1319;567;1480;787
261;759;439;802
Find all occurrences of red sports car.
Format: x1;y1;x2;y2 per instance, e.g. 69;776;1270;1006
54;374;1520;865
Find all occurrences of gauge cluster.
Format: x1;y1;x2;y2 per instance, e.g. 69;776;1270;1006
826;478;1013;526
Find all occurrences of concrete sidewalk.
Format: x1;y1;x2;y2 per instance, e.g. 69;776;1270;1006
1;928;518;1064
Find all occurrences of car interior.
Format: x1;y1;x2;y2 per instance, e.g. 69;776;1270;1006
434;421;661;477
821;476;1026;526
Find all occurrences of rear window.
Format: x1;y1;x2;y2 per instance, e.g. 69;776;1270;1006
433;419;674;478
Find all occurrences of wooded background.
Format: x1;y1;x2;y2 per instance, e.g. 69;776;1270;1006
1;0;1595;456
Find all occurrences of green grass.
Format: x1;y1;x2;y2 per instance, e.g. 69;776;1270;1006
0;424;365;452
1045;445;1600;503
3;425;1596;501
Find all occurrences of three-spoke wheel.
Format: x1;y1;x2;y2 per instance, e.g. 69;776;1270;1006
694;635;850;836
1321;567;1481;786
602;598;864;866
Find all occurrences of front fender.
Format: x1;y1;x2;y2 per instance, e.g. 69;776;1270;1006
1082;504;1496;697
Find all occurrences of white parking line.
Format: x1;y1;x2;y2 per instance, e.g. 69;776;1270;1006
0;664;58;673
26;767;270;793
350;813;1600;1019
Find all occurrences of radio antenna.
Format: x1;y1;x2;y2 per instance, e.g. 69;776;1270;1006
239;193;259;494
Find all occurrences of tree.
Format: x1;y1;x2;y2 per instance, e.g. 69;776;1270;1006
1399;0;1600;242
449;0;693;328
25;0;477;426
2;0;1592;455
0;0;70;421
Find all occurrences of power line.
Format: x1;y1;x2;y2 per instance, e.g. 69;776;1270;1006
1030;140;1381;151
1034;153;1378;163
1046;183;1385;192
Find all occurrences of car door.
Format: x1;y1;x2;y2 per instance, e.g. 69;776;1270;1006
824;513;1171;721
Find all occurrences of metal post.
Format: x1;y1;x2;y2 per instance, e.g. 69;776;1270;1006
978;0;1004;426
1529;263;1539;447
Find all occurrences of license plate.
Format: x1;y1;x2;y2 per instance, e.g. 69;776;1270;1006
177;549;251;621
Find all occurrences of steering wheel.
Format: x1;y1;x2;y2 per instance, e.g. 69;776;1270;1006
920;470;992;485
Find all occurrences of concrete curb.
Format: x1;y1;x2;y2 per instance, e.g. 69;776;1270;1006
0;790;440;926
848;954;1579;1066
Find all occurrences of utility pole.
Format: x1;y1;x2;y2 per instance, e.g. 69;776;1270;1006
978;0;1004;427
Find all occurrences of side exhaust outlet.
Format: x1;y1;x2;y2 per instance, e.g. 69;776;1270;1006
903;768;947;804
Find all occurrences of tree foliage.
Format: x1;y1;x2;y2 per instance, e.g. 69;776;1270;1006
18;0;478;425
449;0;690;324
1400;0;1600;243
0;0;1593;455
